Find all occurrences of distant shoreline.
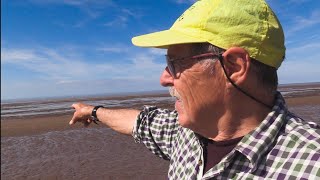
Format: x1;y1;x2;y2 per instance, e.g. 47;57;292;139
1;94;320;138
2;82;320;103
1;90;170;104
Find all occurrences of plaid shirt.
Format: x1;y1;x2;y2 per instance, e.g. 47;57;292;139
132;92;320;179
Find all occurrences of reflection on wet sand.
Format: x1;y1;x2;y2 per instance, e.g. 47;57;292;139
1;83;320;179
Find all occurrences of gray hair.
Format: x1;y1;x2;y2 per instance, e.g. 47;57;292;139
190;43;225;75
191;43;278;94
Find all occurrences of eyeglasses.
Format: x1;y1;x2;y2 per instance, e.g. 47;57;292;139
165;52;223;78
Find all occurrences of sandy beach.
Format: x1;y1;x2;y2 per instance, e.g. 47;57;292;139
1;91;320;180
2;95;320;137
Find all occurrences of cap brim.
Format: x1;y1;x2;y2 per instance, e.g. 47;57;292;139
132;29;206;48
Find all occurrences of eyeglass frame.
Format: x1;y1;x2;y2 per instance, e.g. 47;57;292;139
165;50;273;108
165;52;223;78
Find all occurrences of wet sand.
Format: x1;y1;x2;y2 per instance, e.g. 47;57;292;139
1;114;74;137
1;94;320;180
2;95;320;137
1;128;170;180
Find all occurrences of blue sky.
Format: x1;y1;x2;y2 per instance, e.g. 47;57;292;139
1;0;320;100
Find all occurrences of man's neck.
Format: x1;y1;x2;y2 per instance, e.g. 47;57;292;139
200;95;273;141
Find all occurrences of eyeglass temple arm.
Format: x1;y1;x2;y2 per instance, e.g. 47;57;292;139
218;54;273;109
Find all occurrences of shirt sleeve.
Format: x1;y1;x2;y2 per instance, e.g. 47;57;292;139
132;106;179;160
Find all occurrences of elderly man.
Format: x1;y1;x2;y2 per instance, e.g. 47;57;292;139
70;0;320;179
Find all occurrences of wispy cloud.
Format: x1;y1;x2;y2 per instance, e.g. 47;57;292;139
286;10;320;36
278;59;320;83
25;0;144;28
285;33;320;47
29;0;115;10
286;42;320;56
97;46;129;53
104;15;128;27
173;0;196;4
1;44;167;99
29;0;115;19
1;47;89;80
1;49;42;62
148;48;166;56
279;41;320;83
288;0;312;4
27;0;116;27
96;43;132;53
121;8;142;19
103;7;142;27
1;45;165;81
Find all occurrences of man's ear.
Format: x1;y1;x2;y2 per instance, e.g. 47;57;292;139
221;47;251;85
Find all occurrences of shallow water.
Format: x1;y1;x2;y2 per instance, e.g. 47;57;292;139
1;85;320;179
1;96;175;118
2;84;319;119
1;104;319;180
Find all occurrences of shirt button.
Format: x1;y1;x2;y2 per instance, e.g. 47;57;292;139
198;159;203;165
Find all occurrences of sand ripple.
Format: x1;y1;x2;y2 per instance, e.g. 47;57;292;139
1;128;169;180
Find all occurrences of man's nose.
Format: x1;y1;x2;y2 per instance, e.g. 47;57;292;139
160;67;174;87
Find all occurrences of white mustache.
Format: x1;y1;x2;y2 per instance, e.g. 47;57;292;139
169;87;181;99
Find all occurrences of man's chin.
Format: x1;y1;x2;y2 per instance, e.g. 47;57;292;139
174;100;183;111
177;115;193;129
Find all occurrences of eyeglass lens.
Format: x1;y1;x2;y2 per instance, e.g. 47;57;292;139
166;57;176;78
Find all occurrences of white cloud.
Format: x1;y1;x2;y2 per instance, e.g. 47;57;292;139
1;76;166;100
94;52;165;79
279;41;320;84
288;0;312;4
1;44;168;99
121;8;143;19
132;54;163;69
29;0;115;19
104;15;128;27
1;44;165;99
1;47;93;80
3;42;319;99
103;7;142;27
278;60;320;84
29;0;115;8
1;49;42;62
286;10;320;36
286;42;320;56
174;0;196;4
148;48;167;56
97;46;129;53
1;45;165;81
26;0;116;27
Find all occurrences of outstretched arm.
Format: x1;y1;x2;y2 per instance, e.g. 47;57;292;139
69;103;140;135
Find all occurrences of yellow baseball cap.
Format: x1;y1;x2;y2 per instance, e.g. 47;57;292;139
132;0;285;68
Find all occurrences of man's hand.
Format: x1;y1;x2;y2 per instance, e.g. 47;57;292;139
69;102;139;135
70;103;95;127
